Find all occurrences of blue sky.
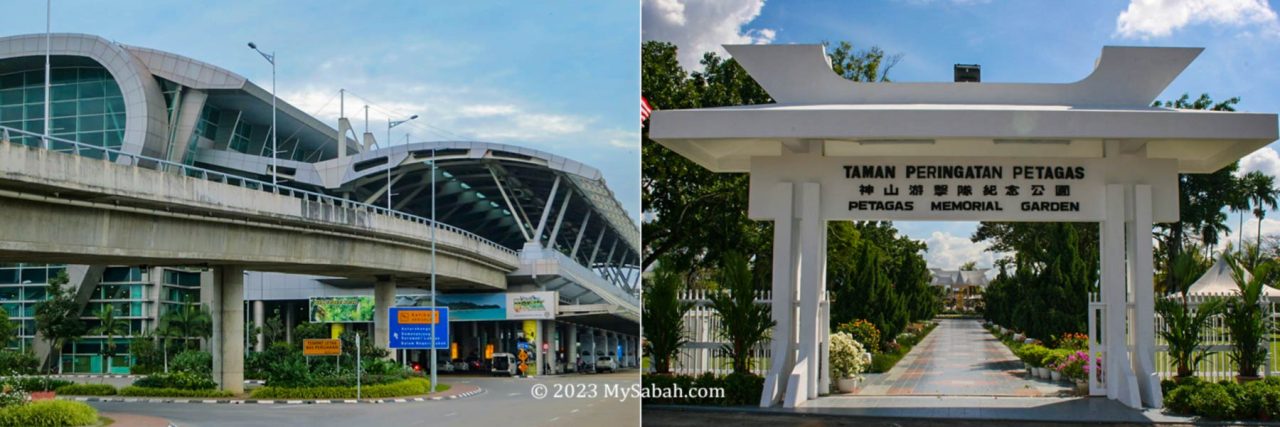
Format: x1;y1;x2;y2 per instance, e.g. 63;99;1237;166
643;0;1280;269
0;1;641;220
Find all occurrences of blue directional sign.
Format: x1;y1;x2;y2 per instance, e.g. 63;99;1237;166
389;307;449;349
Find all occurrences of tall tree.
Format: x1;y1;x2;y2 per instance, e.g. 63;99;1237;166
159;297;212;351
33;270;87;373
0;306;16;349
642;40;899;276
1242;171;1279;254
93;305;127;375
1153;93;1240;289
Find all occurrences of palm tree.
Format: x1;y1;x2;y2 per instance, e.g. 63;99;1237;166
159;297;212;351
1223;253;1275;379
642;263;693;374
92;305;127;376
707;253;775;374
1244;171;1280;257
1229;176;1252;255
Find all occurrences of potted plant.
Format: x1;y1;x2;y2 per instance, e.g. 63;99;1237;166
1058;351;1090;394
829;332;872;393
1155;294;1224;380
1223;254;1273;383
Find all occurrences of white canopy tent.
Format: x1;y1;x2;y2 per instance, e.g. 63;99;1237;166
1186;255;1280;298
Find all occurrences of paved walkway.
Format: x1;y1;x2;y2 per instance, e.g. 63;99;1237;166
100;412;173;427
854;319;1070;396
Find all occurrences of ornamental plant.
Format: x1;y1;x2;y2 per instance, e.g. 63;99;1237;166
1055;332;1089;351
1056;351;1091;381
829;332;872;380
1224;254;1273;379
836;320;881;354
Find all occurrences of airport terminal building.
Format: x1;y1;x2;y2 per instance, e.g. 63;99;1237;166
0;33;640;374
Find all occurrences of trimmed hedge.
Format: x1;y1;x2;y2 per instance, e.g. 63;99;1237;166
1163;376;1280;420
54;383;117;396
0;400;97;427
867;322;937;373
132;372;217;390
0;378;72;392
641;372;763;406
118;386;234;398
249;377;448;399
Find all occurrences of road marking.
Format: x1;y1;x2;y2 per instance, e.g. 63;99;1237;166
550;417;560;422
571;409;579;413
508;392;520;397
445;412;457;417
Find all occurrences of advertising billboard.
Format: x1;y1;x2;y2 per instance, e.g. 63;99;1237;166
309;296;375;323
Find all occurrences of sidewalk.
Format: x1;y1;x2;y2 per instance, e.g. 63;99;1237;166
855;319;1070;396
99;412;174;427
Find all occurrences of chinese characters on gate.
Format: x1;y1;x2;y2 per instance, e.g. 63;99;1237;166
842;164;1085;213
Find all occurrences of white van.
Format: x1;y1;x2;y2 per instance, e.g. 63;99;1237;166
491;353;518;376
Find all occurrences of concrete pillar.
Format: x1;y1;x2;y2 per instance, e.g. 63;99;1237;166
1129;185;1161;408
589;328;598;366
1103;184;1140;408
253;300;265;352
285;302;295;345
214;266;245;394
567;324;578;372
762;182;796;407
786;182;823;407
534;320;544;376
374;278;396;360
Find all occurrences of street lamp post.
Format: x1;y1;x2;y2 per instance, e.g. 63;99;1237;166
43;0;51;150
385;115;417;209
429;144;438;393
247;42;277;187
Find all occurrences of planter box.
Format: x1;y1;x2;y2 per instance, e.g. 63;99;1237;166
29;391;55;401
836;377;860;393
1050;370;1061;382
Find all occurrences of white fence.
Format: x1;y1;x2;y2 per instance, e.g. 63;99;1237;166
665;289;773;376
1151;292;1279;382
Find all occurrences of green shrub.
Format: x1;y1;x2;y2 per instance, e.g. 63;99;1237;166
1019;345;1050;367
640;373;762;406
54;383;116;396
118;386;234;398
0;378;72;392
172;350;212;376
722;372;764;406
0;400;97;427
835;320;881;354
250;377;439;399
1189;382;1237;419
132;371;217;390
0;352;40;376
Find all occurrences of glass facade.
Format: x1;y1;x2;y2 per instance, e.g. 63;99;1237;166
0;65;125;156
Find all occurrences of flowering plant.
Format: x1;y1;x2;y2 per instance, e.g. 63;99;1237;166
0;382;30;408
1055;351;1103;381
836;320;881;354
1055;333;1089;351
830;332;873;380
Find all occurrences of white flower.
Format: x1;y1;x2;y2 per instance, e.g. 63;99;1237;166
829;332;871;380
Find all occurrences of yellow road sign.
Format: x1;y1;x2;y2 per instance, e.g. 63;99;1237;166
303;339;342;356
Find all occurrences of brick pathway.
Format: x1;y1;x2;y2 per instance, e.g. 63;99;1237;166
100;412;173;427
855;319;1071;396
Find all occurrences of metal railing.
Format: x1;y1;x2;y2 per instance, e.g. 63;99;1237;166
0;126;516;256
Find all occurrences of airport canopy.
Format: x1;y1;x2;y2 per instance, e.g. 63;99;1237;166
1186;255;1280;298
649;45;1278;174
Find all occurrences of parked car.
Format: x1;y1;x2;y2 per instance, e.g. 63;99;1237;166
491;353;518;376
465;355;483;372
437;359;455;373
594;356;616;373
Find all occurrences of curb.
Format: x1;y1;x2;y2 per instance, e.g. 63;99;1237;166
62;387;483;405
44;375;266;385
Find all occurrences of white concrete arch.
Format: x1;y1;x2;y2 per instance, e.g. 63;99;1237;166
0;33;170;160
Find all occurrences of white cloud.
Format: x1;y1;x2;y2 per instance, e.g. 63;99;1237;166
642;0;776;70
1220;216;1280;252
920;231;1001;271
1237;146;1280;178
1115;0;1280;39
